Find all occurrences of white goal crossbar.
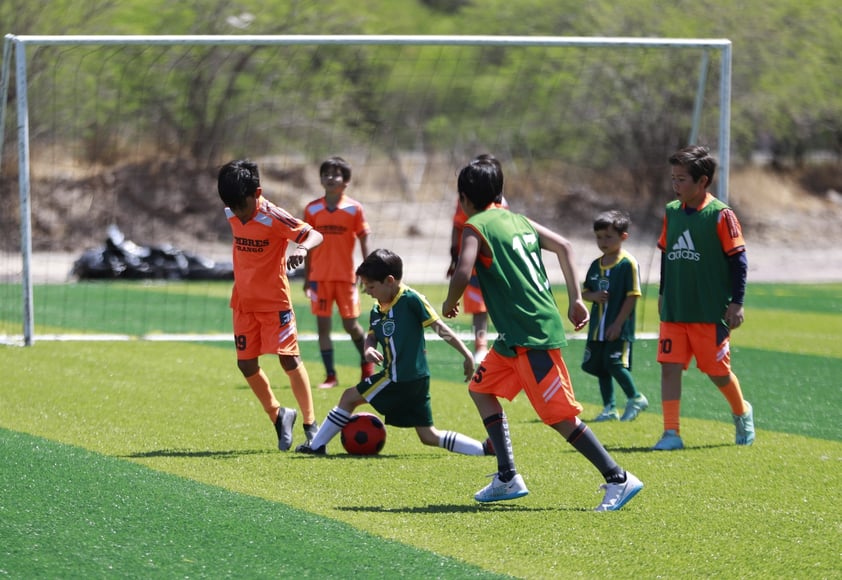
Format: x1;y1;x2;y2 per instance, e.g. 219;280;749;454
1;34;732;346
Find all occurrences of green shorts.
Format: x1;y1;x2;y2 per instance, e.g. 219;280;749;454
357;373;433;428
581;340;632;376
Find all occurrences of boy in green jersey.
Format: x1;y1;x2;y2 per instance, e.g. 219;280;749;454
443;156;643;512
297;249;493;458
581;210;648;422
653;145;754;451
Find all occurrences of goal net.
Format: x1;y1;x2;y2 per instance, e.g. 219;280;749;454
0;35;731;345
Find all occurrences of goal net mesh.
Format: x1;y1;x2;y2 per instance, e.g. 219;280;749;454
0;37;725;341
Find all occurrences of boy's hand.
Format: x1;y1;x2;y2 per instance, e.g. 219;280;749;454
442;299;460;318
569;299;590;331
724;302;745;329
365;346;384;365
286;246;308;270
462;356;475;382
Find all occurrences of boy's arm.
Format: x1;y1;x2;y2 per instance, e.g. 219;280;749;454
529;220;589;331
442;229;480;318
606;295;638;340
358;233;370;260
430;319;475;381
446;225;461;278
363;331;384;365
287;228;324;271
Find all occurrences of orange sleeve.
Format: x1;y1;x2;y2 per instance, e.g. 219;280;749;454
717;208;745;256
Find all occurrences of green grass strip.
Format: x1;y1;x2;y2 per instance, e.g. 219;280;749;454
1;429;506;579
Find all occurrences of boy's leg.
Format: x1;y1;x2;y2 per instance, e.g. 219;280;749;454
341;316;374;379
583;342;618;420
468;351;528;502
654;322;690;450
280;355;315;423
317;316;338;388
463;278;488;363
337;283;374;380
592;374;619;421
417;426;490;456
607;346;648;421
297;386;367;453
243;366;281;420
697;324;754;446
302;406;350;452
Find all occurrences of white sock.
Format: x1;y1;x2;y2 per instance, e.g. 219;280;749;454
439;430;484;456
310;407;351;449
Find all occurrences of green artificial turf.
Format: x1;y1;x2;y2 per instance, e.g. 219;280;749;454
1;282;841;578
1;429;504;579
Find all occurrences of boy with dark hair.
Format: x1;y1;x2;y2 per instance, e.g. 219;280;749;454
303;156;373;389
446;153;508;365
653;145;754;450
297;248;492;458
581;210;648;422
217;159;323;451
443;157;643;511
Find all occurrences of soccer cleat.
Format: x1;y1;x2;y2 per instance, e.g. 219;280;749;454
361;362;376;380
304;421;319;444
474;473;529;503
652;429;684;451
482;437;495;456
295;442;326;455
274;407;297;451
620;394;649;422
734;401;755;445
595;471;643;512
318;374;338;389
592;406;619;422
473;348;488;365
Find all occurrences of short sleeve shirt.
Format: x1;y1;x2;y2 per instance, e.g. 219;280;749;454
367;284;437;382
303;195;369;283
226;196;312;312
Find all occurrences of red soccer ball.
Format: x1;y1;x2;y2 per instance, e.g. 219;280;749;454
341;412;387;455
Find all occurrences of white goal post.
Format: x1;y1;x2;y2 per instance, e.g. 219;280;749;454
1;34;732;346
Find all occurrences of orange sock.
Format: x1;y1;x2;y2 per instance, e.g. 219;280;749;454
286;364;315;425
662;399;681;433
718;374;747;415
245;369;280;422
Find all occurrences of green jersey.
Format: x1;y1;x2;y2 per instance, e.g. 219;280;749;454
659;195;746;323
465;208;567;357
367;284;437;381
583;249;641;342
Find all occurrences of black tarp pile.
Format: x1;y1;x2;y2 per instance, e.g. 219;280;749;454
71;225;233;281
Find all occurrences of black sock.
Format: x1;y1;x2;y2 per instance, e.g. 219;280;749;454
604;469;626;485
483;412;516;477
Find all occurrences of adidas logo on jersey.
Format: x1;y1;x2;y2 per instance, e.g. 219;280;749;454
667;230;701;262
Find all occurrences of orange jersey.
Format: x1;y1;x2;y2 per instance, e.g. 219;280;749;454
226;196;313;312
452;197;508;252
303;195;370;282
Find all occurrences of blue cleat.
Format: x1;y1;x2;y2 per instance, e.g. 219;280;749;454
475;473;529;503
734;401;755;445
595;471;643;512
652;429;684;451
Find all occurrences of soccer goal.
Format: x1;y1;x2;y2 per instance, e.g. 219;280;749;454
1;34;731;345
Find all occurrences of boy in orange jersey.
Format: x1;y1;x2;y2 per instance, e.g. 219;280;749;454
446;153;507;364
218;159;324;451
303;156;373;389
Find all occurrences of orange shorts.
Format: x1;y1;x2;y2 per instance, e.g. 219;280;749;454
307;280;361;319
233;309;300;359
657;321;731;375
462;273;487;315
470;347;583;424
